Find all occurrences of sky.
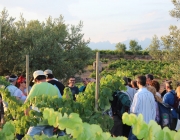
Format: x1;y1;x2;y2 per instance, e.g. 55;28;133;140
0;0;179;48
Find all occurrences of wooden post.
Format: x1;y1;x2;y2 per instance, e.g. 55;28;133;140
26;55;29;95
95;52;100;111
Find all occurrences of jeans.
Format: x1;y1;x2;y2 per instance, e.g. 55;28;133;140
128;128;137;140
27;125;54;137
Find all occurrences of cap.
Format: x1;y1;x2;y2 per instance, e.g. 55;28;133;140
32;70;45;82
44;69;53;75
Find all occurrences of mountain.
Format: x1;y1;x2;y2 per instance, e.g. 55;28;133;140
88;38;151;50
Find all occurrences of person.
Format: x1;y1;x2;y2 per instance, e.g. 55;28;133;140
6;75;18;96
175;86;180;124
127;78;132;87
162;80;177;130
128;75;156;140
147;86;160;123
122;77;137;103
145;74;154;86
3;75;18;112
150;80;161;98
14;76;27;102
67;76;79;100
25;70;59;137
110;90;131;137
79;78;89;92
44;69;65;96
130;80;138;91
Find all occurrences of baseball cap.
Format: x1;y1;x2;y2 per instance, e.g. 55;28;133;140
32;70;45;82
44;69;53;75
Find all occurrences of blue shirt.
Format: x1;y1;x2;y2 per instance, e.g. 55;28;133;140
163;90;177;118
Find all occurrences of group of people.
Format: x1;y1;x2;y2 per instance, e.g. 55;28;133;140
0;69;93;139
110;74;180;140
1;70;180;139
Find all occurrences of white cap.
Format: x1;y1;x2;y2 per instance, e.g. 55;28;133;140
44;69;53;75
32;70;45;82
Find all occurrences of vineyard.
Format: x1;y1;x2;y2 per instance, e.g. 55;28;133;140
1;71;180;140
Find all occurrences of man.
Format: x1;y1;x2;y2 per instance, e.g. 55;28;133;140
25;70;59;137
3;75;18;112
163;80;177;130
145;74;154;86
67;76;79;100
44;69;65;96
122;77;137;103
122;77;137;137
128;75;156;140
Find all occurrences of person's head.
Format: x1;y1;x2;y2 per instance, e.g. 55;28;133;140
145;74;154;85
44;69;54;79
136;75;146;88
176;86;180;99
33;70;46;83
68;76;76;87
123;77;128;86
131;80;138;89
150;80;160;92
8;75;18;85
17;76;26;88
165;80;173;91
82;78;89;86
147;86;156;96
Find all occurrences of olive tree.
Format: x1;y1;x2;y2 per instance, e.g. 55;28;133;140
0;8;93;79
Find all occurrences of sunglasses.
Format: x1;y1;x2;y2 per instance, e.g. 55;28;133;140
21;81;26;83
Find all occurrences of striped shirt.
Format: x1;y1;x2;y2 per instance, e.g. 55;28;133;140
130;87;156;124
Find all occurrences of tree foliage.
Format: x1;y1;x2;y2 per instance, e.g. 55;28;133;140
115;42;126;55
170;0;180;19
0;8;93;79
129;40;142;54
148;35;163;60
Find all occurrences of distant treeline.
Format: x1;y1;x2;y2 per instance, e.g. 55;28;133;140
92;50;149;55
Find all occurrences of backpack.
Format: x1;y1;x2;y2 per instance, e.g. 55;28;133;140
158;102;173;129
110;91;131;119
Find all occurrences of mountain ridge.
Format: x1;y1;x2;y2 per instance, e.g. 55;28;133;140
88;38;151;50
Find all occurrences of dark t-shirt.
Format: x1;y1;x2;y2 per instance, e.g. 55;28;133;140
68;86;79;100
47;80;65;95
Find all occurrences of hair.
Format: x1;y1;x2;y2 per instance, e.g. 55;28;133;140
150;80;160;92
147;86;156;96
123;77;128;85
46;74;54;79
29;77;34;87
17;76;26;87
146;74;154;80
35;75;46;81
131;80;138;88
69;76;75;80
136;75;146;86
165;80;173;89
176;86;180;99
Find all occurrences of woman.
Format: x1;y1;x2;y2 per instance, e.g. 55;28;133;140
150;80;161;98
147;86;160;123
14;76;27;102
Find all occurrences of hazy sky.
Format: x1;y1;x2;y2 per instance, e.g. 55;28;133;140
0;0;179;44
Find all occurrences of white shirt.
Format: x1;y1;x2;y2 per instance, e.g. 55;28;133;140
14;89;27;102
6;84;18;96
130;87;156;124
122;86;137;103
